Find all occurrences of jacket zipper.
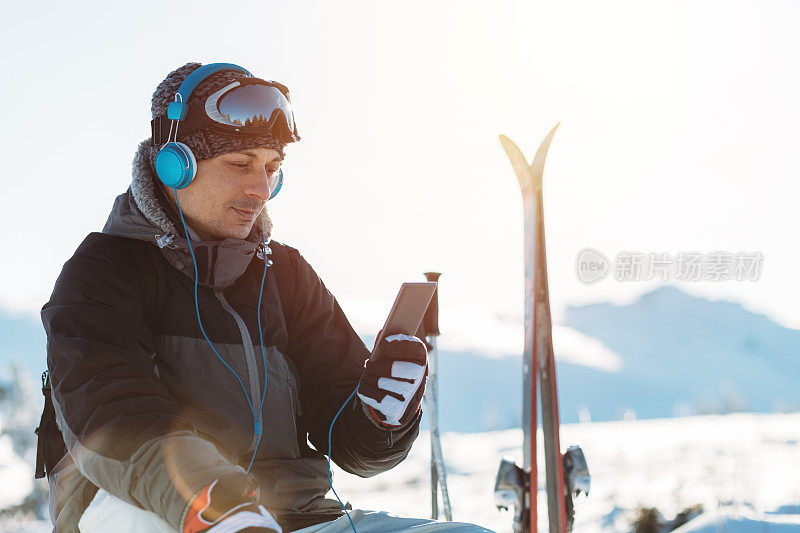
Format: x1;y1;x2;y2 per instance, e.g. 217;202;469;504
214;290;262;452
285;373;302;416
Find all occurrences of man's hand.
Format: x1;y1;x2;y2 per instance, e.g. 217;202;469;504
357;333;428;427
183;473;281;533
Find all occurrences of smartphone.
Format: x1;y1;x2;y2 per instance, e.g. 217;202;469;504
370;282;437;362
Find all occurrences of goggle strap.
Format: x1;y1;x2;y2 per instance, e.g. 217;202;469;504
151;116;172;147
151;116;162;147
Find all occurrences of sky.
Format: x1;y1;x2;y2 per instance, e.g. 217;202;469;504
1;0;798;337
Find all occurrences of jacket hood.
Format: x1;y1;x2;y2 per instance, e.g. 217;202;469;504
102;139;274;289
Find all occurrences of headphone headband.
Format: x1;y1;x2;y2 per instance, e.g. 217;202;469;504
167;63;253;121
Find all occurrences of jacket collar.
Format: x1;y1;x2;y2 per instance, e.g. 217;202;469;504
101;139;274;290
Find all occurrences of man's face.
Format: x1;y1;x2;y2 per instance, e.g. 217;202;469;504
161;147;283;241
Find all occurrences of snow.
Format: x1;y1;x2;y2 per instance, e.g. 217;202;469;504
3;413;799;531
0;523;50;533
672;507;800;532
0;431;33;509
328;412;800;532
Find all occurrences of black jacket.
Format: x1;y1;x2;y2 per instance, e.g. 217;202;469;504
39;139;421;532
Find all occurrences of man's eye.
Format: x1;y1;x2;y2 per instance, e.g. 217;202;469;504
232;163;249;169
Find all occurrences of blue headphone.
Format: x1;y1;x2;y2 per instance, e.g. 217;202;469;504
154;62;284;199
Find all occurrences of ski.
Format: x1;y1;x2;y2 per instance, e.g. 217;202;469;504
494;125;588;533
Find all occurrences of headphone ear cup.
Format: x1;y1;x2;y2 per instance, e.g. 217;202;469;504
155;142;197;189
268;168;283;200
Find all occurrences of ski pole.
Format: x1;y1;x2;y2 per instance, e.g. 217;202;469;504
422;271;452;521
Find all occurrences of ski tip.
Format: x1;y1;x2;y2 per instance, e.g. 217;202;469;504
540;123;560;149
498;134;518;153
500;125;560;194
531;123;560;178
498;135;534;194
498;134;522;160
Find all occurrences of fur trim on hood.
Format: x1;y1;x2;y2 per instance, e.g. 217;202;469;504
129;138;273;241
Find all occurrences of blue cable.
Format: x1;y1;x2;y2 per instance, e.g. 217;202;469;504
247;210;271;474
173;189;269;475
327;373;367;533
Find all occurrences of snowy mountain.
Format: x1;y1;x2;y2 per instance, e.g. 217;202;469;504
559;286;800;421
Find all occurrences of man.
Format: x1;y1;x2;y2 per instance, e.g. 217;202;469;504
39;62;491;533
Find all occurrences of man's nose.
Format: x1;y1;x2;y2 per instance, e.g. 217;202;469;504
244;167;273;201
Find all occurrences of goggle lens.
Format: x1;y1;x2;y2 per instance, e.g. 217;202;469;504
214;84;295;136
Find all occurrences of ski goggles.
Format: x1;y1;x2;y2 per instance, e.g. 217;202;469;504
152;77;300;146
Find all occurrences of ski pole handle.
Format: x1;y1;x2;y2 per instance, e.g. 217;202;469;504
422;272;441;337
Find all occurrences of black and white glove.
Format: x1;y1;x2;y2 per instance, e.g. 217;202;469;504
357;333;428;427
